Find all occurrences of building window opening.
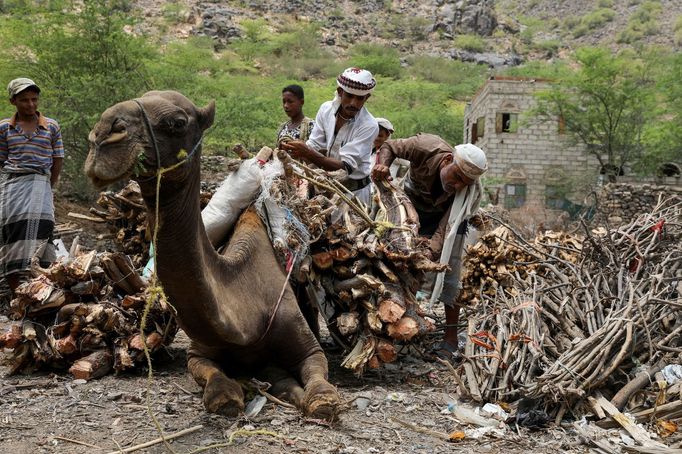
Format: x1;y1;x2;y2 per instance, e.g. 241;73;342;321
545;185;567;210
504;183;526;209
496;112;518;133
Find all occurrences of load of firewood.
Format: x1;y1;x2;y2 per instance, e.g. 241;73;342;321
0;245;178;379
255;150;448;374
456;199;681;419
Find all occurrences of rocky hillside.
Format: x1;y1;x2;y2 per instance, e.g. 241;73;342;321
134;0;682;68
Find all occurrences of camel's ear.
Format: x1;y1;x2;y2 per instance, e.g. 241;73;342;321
197;101;215;131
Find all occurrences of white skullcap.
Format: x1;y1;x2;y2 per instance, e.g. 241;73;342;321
336;67;376;96
453;143;488;180
375;117;394;134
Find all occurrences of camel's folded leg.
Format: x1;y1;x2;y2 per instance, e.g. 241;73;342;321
258;366;305;408
188;348;244;417
297;352;340;421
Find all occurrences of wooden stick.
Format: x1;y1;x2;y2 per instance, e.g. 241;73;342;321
53;436;101;449
594;395;666;449
104;425;203;454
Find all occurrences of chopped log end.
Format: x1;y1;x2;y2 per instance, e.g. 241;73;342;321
69;350;113;380
378;300;406;324
336;312;360;336
128;332;163;351
312;251;334;270
387;317;419;341
375;339;398;363
0;324;22;349
54;334;78;356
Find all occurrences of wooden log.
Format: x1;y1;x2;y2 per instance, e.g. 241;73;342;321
377;284;406;323
330;246;355;262
373;260;399;283
336;312;360;336
312;251;334;270
54;333;78;356
0;324;22;349
128;332;163;352
69;350;114;380
111;253;146;293
375;339;398;363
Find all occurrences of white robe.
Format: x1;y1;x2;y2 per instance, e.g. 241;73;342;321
306;98;378;205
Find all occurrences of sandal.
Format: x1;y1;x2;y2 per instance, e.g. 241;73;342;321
430;341;462;365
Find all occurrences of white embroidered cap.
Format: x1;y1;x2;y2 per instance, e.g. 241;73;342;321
336;67;376;96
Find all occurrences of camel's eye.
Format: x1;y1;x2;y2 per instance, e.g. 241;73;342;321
111;118;126;133
163;115;188;135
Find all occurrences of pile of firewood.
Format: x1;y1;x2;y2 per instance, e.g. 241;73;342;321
266;150;447;374
88;181;150;268
0;245;178;379
457;199;681;419
88;181;212;268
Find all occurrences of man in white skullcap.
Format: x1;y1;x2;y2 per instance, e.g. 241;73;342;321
372;134;488;362
281;67;379;205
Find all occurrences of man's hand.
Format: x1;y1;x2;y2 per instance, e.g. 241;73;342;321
371;163;392;181
280;140;311;161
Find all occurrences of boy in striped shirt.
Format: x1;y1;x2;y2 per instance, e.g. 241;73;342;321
0;78;64;297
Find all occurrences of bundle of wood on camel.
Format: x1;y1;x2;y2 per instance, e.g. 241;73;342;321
0;243;178;379
456;198;681;421
252;149;449;374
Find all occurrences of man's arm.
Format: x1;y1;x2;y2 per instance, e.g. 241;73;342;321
372;136;431;181
50;157;63;187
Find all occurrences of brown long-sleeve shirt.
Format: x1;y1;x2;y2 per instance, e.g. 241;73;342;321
377;133;459;254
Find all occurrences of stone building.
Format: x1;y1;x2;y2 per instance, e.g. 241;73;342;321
463;76;598;211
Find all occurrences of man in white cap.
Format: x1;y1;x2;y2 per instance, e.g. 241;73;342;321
373;117;394;152
371;134;488;362
281;67;379;205
0;78;64;297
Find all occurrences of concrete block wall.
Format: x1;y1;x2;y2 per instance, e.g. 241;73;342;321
464;78;599;208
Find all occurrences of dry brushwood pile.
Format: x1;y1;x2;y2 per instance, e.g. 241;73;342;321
0;245;178;379
256;149;448;374
457;198;681;421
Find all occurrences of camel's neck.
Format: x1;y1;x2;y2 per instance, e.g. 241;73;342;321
141;164;234;343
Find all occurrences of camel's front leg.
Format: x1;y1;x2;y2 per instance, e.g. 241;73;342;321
298;352;340;421
188;348;244;417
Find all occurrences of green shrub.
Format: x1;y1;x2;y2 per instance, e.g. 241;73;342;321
348;43;402;78
404;55;488;97
581;8;615;29
453;34;487;53
533;39;561;57
161;2;189;25
597;0;615;7
617;1;661;43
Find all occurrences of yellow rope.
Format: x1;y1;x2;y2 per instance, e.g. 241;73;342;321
138;153;191;454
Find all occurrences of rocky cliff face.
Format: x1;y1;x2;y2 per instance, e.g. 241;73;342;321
137;0;681;68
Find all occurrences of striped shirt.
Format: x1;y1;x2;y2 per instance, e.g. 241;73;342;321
0;112;64;175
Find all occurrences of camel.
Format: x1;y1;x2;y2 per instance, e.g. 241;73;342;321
84;91;340;420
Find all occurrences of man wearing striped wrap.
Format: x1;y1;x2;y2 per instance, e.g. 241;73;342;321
0;78;64;296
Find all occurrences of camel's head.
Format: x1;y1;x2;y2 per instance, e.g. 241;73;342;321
85;90;215;189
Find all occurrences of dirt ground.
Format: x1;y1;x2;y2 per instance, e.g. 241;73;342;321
0;167;592;454
1;323;586;454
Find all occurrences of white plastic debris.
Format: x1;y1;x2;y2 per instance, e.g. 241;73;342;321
244;395;267;418
481;403;509;421
445;402;500;427
661;364;682;385
385;392;407;402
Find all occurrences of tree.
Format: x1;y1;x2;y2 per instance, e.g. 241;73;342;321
0;0;155;197
533;47;655;182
